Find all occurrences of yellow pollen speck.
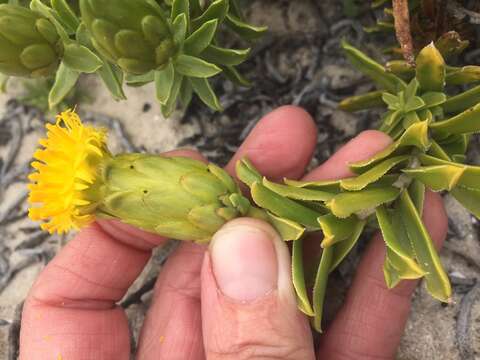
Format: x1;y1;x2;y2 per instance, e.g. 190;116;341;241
28;109;109;234
159;335;165;343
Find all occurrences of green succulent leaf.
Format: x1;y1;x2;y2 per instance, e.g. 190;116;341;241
416;43;446;92
417;154;480;190
154;61;175;104
403;165;465;191
421;92;447;108
404;96;425;113
201;45;250;66
30;0;69;41
51;0;78;34
409;179;425;214
404;78;419;100
351;121;429;172
327;186;401;218
125;71;155;86
171;0;189;25
313;246;333;333
174;54;221;78
48;61;79;108
225;13;268;40
329;220;365;271
318;214;360;247
184;19;217;56
62;42;103;73
236;157;262;187
262;177;335;201
179;77;193;108
386;60;415;78
342;155;410;191
443;84;480;114
172;13;187;46
267;212;305;241
342;40;405;93
160;71;183;117
190;77;222;110
451;186;480;219
250;181;321;229
376;205;425;282
446;66;480;85
338;90;385;112
96;59;126;100
398;191;451;302
292;238;315;316
430;103;480;134
221;65;251;87
382;92;401;110
191;0;228;29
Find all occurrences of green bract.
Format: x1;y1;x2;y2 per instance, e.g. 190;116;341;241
90;154;254;243
0;0;266;115
79;0;176;74
0;4;61;77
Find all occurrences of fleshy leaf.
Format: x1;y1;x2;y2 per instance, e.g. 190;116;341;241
283;179;341;193
267;212;305;241
417;154;480;189
342;155;410;190
338;90;385;112
446;66;480;85
263;178;335;201
443;84;480;114
48;62;79;108
190;77;222;111
292;238;315;316
201;45;250;66
376;205;425;279
154;61;175;104
160;72;183;117
329;220;366;271
251;182;321;229
51;0;79;34
398;191;451;302
416;43;446;92
421;92;447;108
62;42;103;73
318;214;359;247
225;13;268;40
430;103;480;134
342;40;405;93
191;0;228;29
236;157;262;187
350;121;429;172
451;186;480;219
184;19;218;56
327;187;401;218
403;165;465;191
174;55;222;78
409;179;425;214
313;246;333;333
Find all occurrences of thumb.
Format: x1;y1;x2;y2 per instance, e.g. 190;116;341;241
200;218;315;360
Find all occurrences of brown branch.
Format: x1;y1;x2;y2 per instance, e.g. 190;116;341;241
392;0;415;66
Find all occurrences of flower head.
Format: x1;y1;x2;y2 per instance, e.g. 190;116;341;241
28;110;109;233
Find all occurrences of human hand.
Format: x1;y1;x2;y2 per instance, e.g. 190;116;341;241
19;106;447;360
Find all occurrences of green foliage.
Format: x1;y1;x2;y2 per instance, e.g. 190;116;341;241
228;41;480;330
0;0;266;115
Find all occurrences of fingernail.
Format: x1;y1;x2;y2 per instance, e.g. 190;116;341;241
210;219;278;301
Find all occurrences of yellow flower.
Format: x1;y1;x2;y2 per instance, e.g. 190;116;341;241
28;110;109;233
